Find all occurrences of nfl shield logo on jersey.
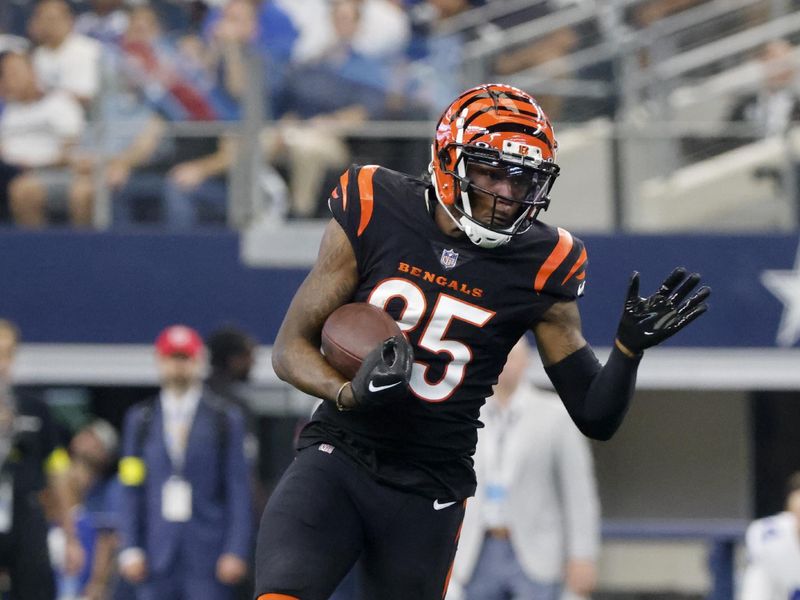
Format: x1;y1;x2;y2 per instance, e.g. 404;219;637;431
440;249;459;270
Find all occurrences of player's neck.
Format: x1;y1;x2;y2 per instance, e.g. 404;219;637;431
433;203;465;239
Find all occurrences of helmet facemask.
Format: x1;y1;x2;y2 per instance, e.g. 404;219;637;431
433;140;560;248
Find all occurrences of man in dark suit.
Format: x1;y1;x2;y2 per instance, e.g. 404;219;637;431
118;324;251;600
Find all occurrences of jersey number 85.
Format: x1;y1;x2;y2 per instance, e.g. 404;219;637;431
368;278;495;403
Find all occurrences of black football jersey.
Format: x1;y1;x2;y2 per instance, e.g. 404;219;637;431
298;165;587;500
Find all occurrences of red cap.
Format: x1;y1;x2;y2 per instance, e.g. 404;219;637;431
155;325;203;358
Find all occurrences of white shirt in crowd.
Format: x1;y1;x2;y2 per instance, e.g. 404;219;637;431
160;386;202;469
33;33;101;101
741;511;800;600
0;90;85;167
276;0;410;63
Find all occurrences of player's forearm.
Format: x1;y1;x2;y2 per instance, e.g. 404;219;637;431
272;336;348;403
545;344;640;440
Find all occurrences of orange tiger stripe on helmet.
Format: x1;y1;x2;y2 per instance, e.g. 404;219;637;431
257;595;301;600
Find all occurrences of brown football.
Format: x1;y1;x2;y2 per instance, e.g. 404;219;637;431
321;303;402;379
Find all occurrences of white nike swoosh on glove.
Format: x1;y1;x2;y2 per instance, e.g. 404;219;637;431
368;380;403;393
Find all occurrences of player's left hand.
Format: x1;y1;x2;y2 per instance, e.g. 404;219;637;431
615;267;710;355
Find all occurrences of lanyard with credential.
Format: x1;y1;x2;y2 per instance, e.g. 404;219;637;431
163;399;194;474
161;399;195;523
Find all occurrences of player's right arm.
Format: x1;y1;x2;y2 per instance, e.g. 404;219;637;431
272;218;360;405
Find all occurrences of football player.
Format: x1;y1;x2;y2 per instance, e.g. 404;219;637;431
741;472;800;600
255;84;710;600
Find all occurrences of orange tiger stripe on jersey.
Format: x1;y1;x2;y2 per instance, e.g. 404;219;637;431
561;247;587;285
338;169;350;209
534;227;574;292
257;594;300;600
357;165;378;237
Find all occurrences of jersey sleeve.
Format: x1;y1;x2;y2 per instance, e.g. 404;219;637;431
327;164;381;257
533;227;588;300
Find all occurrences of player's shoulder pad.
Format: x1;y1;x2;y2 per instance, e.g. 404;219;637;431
532;224;588;299
327;164;384;238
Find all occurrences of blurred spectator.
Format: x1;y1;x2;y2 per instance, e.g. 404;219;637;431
486;1;615;122
50;418;122;600
682;39;800;161
0;50;86;227
184;0;294;121
74;0;130;45
205;325;259;493
29;0;102;107
740;471;800;600
205;325;261;600
406;0;473;117
266;0;391;217
627;0;710;33
118;325;251;600
148;0;208;34
201;0;297;114
0;318;84;599
93;111;235;229
68;5;237;230
117;5;220;122
0;31;29;55
729;40;800;140
206;326;257;433
447;338;601;600
277;0;410;64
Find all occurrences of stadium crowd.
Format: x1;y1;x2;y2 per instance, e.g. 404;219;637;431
0;0;479;226
1;0;777;228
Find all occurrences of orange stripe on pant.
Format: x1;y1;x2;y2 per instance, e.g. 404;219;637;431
257;595;301;600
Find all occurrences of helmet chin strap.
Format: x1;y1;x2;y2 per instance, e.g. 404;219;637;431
459;216;512;248
426;180;512;248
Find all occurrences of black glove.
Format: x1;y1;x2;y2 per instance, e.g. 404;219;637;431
616;267;711;354
350;335;414;409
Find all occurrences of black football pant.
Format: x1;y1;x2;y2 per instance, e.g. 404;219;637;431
254;444;465;600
